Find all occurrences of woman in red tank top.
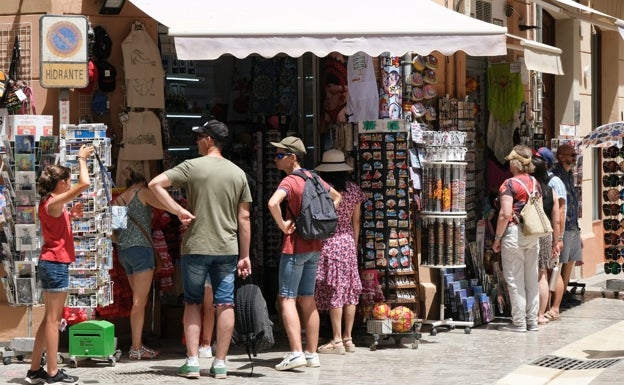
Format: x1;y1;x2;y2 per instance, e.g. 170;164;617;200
26;145;93;385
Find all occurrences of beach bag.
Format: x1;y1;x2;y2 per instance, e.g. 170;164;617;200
289;169;338;239
512;177;553;238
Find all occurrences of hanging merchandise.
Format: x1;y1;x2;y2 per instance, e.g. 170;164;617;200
346;52;378;122
121;21;165;108
3;35;29;114
378;54;402;120
117;110;164;160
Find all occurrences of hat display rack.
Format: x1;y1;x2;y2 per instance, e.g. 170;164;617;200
403;53;439;127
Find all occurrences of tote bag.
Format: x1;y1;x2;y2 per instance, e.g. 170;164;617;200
512;177;553;238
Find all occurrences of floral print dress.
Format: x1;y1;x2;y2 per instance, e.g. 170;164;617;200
315;181;367;311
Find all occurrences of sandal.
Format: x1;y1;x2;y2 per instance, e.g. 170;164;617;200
317;340;345;355
129;345;159;360
343;338;356;353
544;310;561;321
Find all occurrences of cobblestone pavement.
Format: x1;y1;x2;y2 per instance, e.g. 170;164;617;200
2;275;624;385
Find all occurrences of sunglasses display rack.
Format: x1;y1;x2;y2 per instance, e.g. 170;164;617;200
357;120;419;318
599;144;624;296
59;125;115;311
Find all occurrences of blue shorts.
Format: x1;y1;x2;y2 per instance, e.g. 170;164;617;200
181;254;237;306
38;260;69;293
118;246;155;275
278;251;320;298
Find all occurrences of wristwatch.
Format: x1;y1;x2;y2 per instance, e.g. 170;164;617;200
494;234;502;241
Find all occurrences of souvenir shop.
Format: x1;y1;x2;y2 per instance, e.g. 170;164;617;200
0;0;565;341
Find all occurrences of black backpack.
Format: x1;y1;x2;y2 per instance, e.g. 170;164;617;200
289;169;338;240
232;279;274;376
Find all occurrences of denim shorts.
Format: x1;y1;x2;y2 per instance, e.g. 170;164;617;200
278;251;320;298
181;254;237;305
38;260;69;293
118;246;155;275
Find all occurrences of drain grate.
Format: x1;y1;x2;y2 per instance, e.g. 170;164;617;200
531;355;622;370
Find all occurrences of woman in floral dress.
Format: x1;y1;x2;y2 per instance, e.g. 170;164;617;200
314;150;367;354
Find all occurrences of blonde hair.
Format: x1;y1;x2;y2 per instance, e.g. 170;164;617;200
508;145;535;174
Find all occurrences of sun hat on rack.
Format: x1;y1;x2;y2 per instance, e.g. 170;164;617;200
423;84;437;99
315;149;353;172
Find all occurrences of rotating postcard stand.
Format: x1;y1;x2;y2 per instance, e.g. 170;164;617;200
420;160;473;335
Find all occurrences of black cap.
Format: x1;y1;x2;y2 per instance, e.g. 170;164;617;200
192;119;229;142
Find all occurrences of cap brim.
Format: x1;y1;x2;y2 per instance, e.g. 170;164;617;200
192;126;205;133
270;141;287;149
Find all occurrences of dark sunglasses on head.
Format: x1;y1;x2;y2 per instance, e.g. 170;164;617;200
604;232;621;246
603;218;622;231
603;160;619;173
602;203;623;216
603;175;624;188
275;152;293;160
605;261;624;275
603;146;624;159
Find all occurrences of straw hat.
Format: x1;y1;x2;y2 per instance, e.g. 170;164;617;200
315;149;353;172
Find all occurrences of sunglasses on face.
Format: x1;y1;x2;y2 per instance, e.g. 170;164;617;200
604;261;624;275
603;175;624;188
603;146;624;159
603;160;619;173
275;152;293;160
603;218;622;231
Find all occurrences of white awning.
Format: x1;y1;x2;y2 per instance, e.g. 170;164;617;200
536;0;624;36
129;0;507;60
506;34;564;75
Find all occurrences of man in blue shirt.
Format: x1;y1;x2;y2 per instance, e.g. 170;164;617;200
551;144;582;308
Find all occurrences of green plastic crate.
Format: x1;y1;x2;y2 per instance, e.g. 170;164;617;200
69;320;115;358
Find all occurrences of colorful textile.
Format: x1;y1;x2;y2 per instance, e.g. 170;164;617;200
487;63;523;123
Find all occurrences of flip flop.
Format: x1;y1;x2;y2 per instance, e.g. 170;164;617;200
544;310;561;321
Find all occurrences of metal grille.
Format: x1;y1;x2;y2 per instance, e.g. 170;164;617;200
531;355;622;370
0;22;32;83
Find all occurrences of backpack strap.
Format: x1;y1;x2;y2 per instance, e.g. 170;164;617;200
286;169;311;218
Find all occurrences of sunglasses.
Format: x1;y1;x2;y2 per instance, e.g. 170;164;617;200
603;160;619;173
604;232;621;246
602;203;624;216
604;247;622;261
275;152;293;160
604;261;624;275
603;218;622;231
603;146;624;159
603;175;624;188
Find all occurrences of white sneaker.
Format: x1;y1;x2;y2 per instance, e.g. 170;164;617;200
199;345;213;358
305;352;320;367
275;352;306;371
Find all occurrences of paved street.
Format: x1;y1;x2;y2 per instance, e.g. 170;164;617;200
1;274;624;385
